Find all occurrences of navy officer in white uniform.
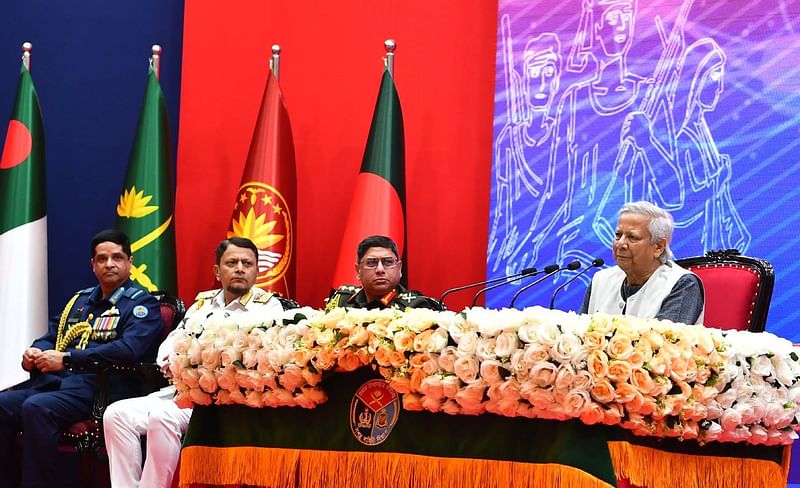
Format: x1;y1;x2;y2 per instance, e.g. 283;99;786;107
103;236;285;488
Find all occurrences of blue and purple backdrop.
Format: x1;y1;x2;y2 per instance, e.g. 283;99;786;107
487;0;800;340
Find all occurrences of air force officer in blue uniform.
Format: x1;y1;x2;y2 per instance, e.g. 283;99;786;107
0;229;163;488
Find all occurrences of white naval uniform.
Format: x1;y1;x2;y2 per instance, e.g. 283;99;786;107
103;287;283;488
586;261;705;324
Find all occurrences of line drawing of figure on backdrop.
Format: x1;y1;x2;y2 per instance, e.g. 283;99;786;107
593;35;751;253
539;0;648;279
489;14;565;276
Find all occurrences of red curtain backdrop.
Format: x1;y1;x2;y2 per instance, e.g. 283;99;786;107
175;0;497;309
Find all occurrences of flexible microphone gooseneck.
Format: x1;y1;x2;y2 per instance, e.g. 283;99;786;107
510;261;580;308
548;258;605;310
439;267;537;306
470;266;548;307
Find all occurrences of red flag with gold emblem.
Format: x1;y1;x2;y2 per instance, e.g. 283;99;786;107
228;69;296;297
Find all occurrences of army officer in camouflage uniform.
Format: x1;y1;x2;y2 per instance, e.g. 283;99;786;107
328;235;443;311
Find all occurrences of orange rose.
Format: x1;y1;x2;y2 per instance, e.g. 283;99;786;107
410;368;427;392
607;360;633;383
389;350;407;369
337;349;361;372
393;330;416;352
590;378;616;404
607;333;634;360
587;350;609;378
374;346;392;367
630;367;655;395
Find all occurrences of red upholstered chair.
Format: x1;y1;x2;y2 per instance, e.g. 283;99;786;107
57;291;186;488
676;249;774;331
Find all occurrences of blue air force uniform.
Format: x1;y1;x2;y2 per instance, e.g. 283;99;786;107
0;280;162;488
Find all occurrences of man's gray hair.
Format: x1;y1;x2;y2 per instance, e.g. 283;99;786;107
618;201;674;264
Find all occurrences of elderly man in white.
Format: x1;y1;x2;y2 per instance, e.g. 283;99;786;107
581;200;705;324
103;237;284;488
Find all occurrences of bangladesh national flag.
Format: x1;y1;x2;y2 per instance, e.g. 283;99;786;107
228;68;297;298
330;68;406;289
115;64;177;295
0;62;48;389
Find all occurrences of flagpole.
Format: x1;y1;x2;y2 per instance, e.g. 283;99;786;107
22;42;32;71
151;44;162;80
270;44;281;80
383;39;396;77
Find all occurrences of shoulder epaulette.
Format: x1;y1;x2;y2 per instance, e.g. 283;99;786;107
252;291;275;304
326;284;361;311
336;284;361;294
123;287;145;299
77;287;94;295
195;289;220;301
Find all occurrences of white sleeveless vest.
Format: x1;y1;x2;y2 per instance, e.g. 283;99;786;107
587;262;704;324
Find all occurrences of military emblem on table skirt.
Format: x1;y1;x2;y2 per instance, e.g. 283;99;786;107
228;182;293;288
350;379;400;446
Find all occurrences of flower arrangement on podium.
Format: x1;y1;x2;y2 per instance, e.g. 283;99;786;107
169;305;800;446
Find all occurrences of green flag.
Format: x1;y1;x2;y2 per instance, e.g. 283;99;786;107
0;61;48;388
115;65;177;295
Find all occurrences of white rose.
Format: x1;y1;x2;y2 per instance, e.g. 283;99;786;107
475;338;497;361
749;355;774;377
426;328;449;353
457;332;479;357
495;331;519;358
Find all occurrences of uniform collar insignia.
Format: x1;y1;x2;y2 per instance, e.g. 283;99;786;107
380;289;398;306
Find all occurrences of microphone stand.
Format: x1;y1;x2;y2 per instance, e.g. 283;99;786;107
439;267;537;306
470;266;548;307
549;258;604;309
510;261;580;309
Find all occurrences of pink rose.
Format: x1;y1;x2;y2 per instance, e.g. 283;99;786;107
580;403;605;425
403;393;424;411
180;368;201;388
454;356;480;383
437;346;458;373
388;375;411;394
420;375;444;400
189;387;212;406
198;369;218;393
442;399;461;415
530;361;558;388
479;359;504;384
590;379;616;404
564;388;591;416
422;395;442;412
441;375;460;398
200;347;221;369
279;365;306;391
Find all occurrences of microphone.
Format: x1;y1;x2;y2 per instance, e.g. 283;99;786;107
439;267;537;305
470;266;547;307
549;258;605;310
510;261;580;308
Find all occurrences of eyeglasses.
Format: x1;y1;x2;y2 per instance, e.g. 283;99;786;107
360;257;400;269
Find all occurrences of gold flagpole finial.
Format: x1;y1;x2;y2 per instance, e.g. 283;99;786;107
383;39;396;77
150;44;162;80
270;44;281;81
21;42;32;72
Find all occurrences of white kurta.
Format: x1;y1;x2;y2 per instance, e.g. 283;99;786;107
586;262;704;324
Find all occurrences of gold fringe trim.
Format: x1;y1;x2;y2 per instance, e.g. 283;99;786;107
608;441;790;488
179;446;615;488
